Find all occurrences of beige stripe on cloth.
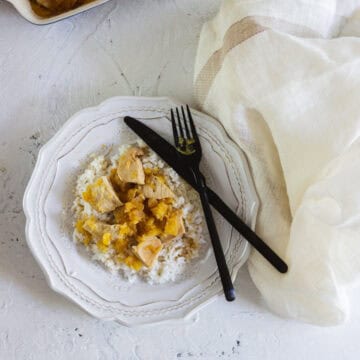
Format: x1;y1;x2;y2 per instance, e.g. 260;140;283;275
194;15;320;106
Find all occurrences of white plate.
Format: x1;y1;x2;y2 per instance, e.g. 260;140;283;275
23;96;258;326
6;0;110;25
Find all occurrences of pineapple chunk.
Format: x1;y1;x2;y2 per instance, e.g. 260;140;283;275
124;198;145;225
132;237;163;268
143;226;162;238
124;198;144;212
82;176;122;213
139;216;162;238
150;201;169;220
117;147;145;184
113;237;128;254
102;232;112;246
144;167;159;175
126;187;140;201
118;223;133;237
75;219;92;246
147;198;158;208
124;256;143;271
164;210;185;237
96;240;109;253
113;207;127;224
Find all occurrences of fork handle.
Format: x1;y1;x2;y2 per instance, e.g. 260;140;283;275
192;168;236;302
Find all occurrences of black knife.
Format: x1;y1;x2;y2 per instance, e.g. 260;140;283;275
124;116;288;273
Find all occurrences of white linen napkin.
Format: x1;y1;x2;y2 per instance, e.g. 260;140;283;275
194;0;360;325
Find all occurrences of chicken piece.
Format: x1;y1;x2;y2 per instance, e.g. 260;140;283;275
160;234;176;244
117;147;145;185
109;168;133;201
132;237;163;268
164;210;185;238
82;176;122;213
143;176;174;199
82;217;133;240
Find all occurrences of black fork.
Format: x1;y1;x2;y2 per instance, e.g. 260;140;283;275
171;105;236;302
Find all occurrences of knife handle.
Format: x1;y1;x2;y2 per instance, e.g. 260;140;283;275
206;187;288;273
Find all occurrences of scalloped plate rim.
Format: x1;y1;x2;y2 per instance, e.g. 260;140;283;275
23;96;259;326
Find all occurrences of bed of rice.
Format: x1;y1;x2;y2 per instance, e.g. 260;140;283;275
72;140;205;284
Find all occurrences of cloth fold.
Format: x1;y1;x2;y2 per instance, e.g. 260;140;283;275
195;0;360;325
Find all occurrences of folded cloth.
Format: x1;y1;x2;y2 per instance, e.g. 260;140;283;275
194;0;360;325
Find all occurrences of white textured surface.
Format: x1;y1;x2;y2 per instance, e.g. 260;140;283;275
1;1;360;359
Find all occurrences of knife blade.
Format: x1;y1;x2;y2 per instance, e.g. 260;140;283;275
124;116;288;273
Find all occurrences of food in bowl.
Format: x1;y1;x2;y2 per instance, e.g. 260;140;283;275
72;141;204;284
30;0;94;17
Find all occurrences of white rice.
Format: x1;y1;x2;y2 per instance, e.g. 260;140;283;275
72;140;204;284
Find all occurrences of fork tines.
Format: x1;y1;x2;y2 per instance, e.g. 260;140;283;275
171;105;199;154
170;105;236;301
